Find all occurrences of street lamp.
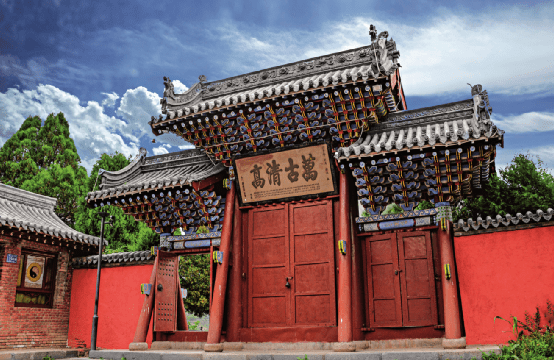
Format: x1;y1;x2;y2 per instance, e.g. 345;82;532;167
91;211;113;351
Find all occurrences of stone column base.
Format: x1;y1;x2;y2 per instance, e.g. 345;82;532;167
333;342;356;352
204;343;224;352
443;337;466;349
129;342;148;351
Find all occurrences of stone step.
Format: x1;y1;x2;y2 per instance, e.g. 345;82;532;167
0;349;79;360
88;345;501;360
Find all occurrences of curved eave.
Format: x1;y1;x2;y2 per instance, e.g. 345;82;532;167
0;198;104;246
151;74;393;132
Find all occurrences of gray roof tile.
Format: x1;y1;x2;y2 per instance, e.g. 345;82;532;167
455;208;554;232
335;98;503;159
87;148;226;201
0;183;104;246
71;250;154;268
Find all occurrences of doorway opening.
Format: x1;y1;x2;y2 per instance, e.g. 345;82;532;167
179;253;211;331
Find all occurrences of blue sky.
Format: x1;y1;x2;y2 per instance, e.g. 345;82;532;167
1;0;553;172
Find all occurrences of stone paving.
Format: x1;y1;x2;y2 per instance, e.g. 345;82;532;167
0;341;502;360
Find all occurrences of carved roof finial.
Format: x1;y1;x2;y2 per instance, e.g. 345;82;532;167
199;75;207;83
369;24;377;42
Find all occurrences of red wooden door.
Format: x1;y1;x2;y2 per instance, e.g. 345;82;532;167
154;251;178;332
289;201;336;326
365;232;437;327
365;233;403;327
397;231;437;326
248;200;336;328
248;205;290;327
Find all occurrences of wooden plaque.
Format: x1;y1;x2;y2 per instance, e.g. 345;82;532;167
235;143;336;205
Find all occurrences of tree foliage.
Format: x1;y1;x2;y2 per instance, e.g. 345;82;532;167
21;163;89;225
454;154;554;221
74;152;159;253
179;254;210;317
0;113;86;225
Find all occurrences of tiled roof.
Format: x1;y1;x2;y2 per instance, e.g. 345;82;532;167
336;98;504;159
454;208;554;232
0;183;104;246
153;28;401;126
86;148;226;202
71;250;154;268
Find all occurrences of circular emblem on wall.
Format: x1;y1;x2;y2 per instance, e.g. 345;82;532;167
26;263;42;282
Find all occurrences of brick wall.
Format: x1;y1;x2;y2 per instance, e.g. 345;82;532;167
0;235;72;350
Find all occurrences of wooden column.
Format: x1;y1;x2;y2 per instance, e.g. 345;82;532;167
130;256;158;350
337;170;353;345
205;182;235;350
226;195;242;342
438;220;465;348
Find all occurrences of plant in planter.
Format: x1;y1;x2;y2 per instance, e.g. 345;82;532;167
415;200;434;211
381;203;404;215
196;225;209;234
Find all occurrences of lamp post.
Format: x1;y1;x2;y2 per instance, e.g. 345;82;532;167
91;211;113;351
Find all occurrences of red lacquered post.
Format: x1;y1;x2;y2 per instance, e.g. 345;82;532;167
205;182;235;350
337;171;353;345
130;255;158;350
439;220;465;348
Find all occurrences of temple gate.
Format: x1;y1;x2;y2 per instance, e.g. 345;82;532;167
86;25;503;351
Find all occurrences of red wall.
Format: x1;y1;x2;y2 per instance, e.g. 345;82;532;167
454;226;554;345
68;264;154;350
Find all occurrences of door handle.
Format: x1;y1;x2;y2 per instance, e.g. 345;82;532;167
394;269;402;275
157;284;163;291
285;277;293;288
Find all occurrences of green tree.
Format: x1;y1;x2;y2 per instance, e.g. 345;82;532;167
454;153;554;220
0;116;43;187
179;254;210;317
0;113;87;225
21;164;89;225
74;152;159;253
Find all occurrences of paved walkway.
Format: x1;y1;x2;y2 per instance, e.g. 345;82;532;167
0;343;502;360
85;346;501;360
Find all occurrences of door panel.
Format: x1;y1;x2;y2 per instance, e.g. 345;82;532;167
248;201;336;328
365;234;402;327
295;294;332;324
397;232;438;327
252;297;287;325
290;201;336;326
249;206;289;328
252;237;286;266
154;251;178;332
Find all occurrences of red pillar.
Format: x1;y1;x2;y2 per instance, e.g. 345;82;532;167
130;256;158;350
438;220;463;344
206;182;235;350
337;171;353;344
226;195;242;342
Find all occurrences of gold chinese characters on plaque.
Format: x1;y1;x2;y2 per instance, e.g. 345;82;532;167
235;144;336;204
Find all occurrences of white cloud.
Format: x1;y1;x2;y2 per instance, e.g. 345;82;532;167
492;112;554;133
178;144;195;150
528;146;554;164
172;80;189;94
214;4;554;97
101;92;119;108
152;143;171;155
115;86;161;142
0;84;142;172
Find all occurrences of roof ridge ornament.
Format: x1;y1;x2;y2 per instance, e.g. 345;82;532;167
163;77;175;99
